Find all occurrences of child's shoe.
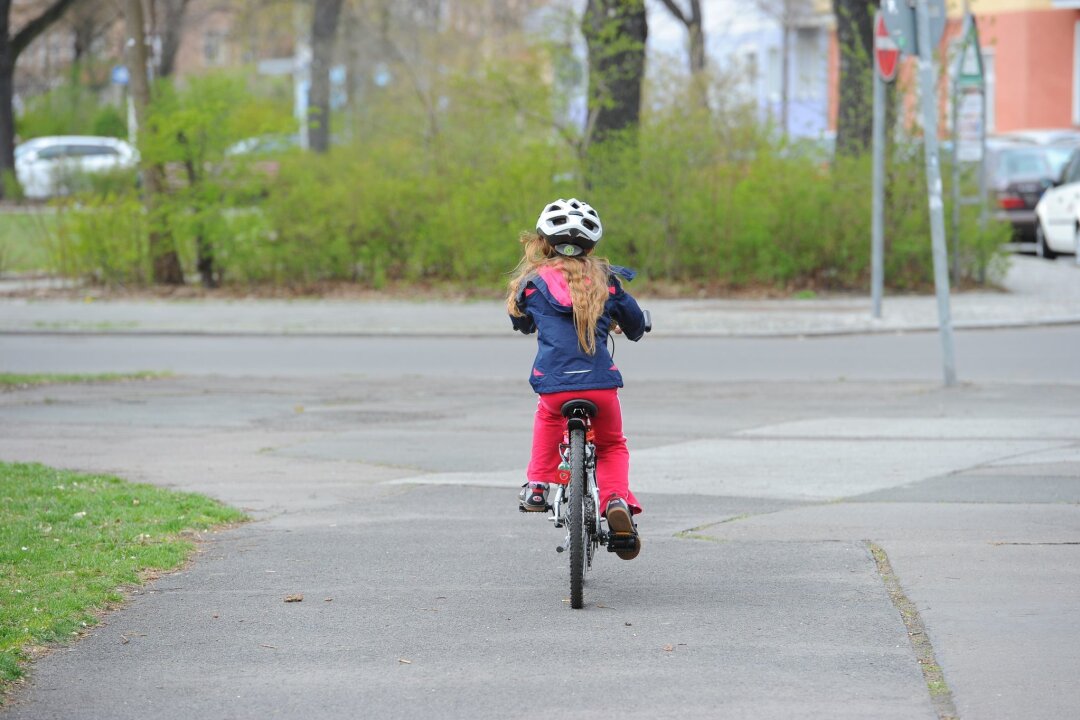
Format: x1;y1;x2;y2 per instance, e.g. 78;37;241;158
605;498;641;560
519;482;549;512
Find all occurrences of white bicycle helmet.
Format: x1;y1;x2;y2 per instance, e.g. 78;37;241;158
535;198;603;257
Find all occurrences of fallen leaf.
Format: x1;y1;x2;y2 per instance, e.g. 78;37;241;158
324;598;333;602
625;622;632;627
284;594;303;603
398;658;412;665
260;644;276;649
212;614;219;619
663;644;674;652
119;635;129;645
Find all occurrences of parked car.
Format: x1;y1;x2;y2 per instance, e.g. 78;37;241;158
996;128;1080;178
14;135;137;199
1033;147;1080;259
985;140;1056;242
224;133;301;157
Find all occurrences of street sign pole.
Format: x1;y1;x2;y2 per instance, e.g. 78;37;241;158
872;69;885;320
915;0;957;386
871;13;898;321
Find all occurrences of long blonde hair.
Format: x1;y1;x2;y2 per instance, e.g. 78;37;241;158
507;232;612;355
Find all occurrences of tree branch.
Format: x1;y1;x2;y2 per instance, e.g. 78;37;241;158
658;0;689;26
12;0;81;57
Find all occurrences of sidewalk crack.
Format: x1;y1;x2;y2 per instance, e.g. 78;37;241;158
868;541;959;720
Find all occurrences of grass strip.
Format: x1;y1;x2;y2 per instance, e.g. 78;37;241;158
0;371;171;389
868;541;959;720
0;462;245;695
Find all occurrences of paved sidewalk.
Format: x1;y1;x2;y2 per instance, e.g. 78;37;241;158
1;255;1077;337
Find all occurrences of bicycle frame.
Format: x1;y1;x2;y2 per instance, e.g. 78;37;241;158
550;424;603;562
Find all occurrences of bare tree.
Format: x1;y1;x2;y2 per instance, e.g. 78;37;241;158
832;0;875;155
657;0;703;75
124;0;184;283
308;0;343;153
154;0;192;77
581;0;647;144
0;0;81;197
69;0;121;66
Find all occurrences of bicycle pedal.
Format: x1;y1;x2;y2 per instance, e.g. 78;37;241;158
607;532;638;551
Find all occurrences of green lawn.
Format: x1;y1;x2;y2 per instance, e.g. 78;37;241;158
0;372;171;389
0;462;245;693
0;210;57;273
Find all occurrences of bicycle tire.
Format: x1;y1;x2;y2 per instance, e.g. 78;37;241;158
568;427;586;609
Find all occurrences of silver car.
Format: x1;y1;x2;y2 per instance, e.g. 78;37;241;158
14;135;137;199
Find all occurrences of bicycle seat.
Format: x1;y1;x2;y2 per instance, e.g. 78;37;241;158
560;399;599;418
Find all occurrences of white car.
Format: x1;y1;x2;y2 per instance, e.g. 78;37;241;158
1034;148;1080;259
14;136;137;199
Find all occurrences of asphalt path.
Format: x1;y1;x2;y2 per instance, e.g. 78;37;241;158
1;330;1079;719
2;325;1080;382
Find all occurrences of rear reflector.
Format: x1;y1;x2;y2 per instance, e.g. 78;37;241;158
997;195;1026;210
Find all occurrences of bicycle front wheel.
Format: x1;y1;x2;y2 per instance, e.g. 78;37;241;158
568;427;586;609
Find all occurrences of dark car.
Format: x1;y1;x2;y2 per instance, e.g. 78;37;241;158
985;141;1056;241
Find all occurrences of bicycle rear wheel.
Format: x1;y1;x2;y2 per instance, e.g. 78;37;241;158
568;427;586;609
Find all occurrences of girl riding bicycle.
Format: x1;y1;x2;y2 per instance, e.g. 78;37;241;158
507;198;647;560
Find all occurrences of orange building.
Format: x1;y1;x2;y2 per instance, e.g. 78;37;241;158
828;0;1080;134
971;2;1079;131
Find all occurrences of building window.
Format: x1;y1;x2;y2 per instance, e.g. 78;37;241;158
204;30;225;66
795;28;822;100
767;45;780;100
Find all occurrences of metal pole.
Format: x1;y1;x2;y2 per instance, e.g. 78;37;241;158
871;69;885;319
950;83;960;288
915;0;958;387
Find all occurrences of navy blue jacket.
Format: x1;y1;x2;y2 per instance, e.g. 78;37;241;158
510;264;646;394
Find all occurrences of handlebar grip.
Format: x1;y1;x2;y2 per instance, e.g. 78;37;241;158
642;309;652;333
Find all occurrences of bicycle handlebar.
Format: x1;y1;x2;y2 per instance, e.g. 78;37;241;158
642;309;652;333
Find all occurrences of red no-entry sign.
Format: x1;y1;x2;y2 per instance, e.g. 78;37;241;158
875;14;900;82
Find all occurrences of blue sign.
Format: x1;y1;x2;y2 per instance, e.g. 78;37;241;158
111;65;130;86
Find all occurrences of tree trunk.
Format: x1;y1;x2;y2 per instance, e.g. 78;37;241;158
309;0;344;154
0;0;81;198
832;0;875;156
582;0;648;144
125;0;183;285
0;49;14;191
688;13;705;75
658;0;704;75
157;0;191;78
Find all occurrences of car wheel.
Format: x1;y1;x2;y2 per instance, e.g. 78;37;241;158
1035;222;1057;260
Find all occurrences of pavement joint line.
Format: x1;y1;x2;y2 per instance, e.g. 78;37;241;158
867;540;960;720
3;314;1080;339
988;541;1080;546
673;509;790;542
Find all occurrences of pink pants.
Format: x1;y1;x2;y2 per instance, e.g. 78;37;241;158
527;388;641;515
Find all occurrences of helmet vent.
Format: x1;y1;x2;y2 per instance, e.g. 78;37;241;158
535;197;602;250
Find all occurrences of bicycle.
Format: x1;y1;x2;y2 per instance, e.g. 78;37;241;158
522;310;651;609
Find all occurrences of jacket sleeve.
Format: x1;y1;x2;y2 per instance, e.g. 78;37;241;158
510;311;536;335
509;283;536;335
608;275;646;341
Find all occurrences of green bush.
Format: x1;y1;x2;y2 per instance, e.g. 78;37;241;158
41;59;1008;292
50;195;149;286
18;79;126;140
